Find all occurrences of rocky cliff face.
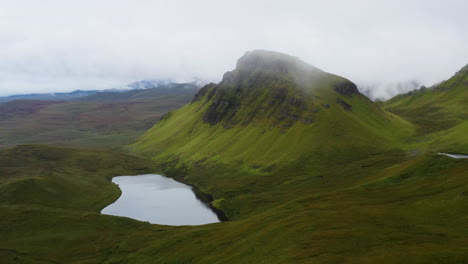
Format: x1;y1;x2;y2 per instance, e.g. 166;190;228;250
131;50;408;166
334;82;360;96
192;50;362;127
220;50;323;88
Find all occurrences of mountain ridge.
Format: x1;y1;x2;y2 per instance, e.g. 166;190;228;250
384;63;468;152
130;50;411;167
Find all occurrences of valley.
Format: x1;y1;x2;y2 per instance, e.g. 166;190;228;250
0;50;467;263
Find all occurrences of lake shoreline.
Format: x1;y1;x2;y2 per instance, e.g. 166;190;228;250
102;173;227;225
190;186;229;222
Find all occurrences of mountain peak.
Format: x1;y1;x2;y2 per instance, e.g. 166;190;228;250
220;50;360;99
186;50;364;127
132;50;407;168
221;50;325;88
235;50;321;74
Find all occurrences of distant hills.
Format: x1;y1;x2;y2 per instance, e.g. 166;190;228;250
0;79;201;103
0;90;99;103
0;81;200;149
75;82;199;102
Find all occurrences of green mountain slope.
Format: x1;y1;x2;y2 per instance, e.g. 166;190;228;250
121;51;468;262
384;64;468;152
130;50;412;167
1;52;467;263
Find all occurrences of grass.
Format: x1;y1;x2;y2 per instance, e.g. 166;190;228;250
129;72;413;169
0;144;161;210
0;52;467;263
1;145;467;263
383;64;468;154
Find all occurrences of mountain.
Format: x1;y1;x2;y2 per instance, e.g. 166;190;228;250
120;51;468;263
130;50;411;166
1;51;467;263
384;64;468;152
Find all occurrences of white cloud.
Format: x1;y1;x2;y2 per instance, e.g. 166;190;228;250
0;0;467;98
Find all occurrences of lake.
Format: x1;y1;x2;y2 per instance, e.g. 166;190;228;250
101;174;221;225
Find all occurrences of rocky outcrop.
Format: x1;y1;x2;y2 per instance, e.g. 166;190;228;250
302;118;314;124
202;96;241;125
334;82;359;97
221;50;323;88
456;64;468;75
235;50;320;75
192;83;217;103
336;98;352;111
159;112;171;121
192;50;363;128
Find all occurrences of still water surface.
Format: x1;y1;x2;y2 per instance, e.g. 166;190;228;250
101;174;221;225
439;153;468;159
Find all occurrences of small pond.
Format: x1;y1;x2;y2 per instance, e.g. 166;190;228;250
101;174;221;226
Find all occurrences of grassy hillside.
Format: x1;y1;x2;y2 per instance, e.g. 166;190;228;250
1;51;467;263
384;64;468;153
124;51;467;262
130;50;413;167
0;145;161;210
0;144;157;263
128;51;415;217
1;146;467;264
0;91;196;149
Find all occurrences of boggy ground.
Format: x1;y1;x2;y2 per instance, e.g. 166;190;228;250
0;93;194;150
1;144;467;264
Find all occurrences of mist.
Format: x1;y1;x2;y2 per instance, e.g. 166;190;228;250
1;0;467;99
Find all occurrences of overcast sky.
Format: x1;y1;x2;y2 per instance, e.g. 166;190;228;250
1;0;467;99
